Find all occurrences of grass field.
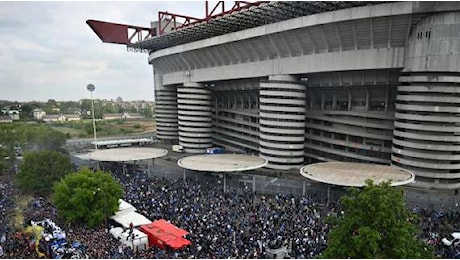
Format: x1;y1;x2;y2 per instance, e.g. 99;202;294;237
51;119;156;139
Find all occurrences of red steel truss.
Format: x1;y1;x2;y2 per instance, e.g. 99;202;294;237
157;1;266;35
87;1;265;45
86;1;381;51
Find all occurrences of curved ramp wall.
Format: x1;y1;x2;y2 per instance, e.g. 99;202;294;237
259;75;306;170
392;12;460;189
177;82;212;153
154;72;178;141
155;86;179;140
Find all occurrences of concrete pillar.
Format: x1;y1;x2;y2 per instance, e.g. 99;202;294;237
392;11;460;190
177;82;212;153
154;70;178;141
259;74;307;170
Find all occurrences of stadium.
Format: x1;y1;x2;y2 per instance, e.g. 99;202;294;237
88;1;460;190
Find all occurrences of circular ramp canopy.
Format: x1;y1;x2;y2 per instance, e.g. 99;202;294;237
300;162;414;187
87;147;168;162
177;154;267;172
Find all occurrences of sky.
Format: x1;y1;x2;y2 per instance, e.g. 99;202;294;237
0;1;205;102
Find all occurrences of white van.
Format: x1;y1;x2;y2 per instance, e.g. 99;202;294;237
109;227;149;251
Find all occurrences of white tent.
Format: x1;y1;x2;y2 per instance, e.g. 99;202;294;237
116;199;136;215
110;211;151;228
109;227;149;251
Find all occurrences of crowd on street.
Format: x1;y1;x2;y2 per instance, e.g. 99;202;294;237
416;207;460;258
111;166;332;258
1;163;460;258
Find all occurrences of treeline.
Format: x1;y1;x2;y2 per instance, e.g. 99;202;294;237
1;99;153;120
0;123;67;174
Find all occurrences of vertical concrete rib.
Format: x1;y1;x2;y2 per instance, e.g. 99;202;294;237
259;75;306;170
391;12;460;189
155;87;179;140
177;82;212;153
154;71;178;141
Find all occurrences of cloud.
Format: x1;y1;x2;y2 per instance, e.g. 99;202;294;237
0;1;204;102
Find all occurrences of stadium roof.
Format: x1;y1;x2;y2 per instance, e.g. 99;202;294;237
87;147;168;162
130;1;384;52
177;154;267;172
300;162;415;187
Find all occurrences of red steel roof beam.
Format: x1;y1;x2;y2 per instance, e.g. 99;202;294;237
158;11;201;35
86;19;155;45
206;1;225;21
161;1;268;33
189;1;268;27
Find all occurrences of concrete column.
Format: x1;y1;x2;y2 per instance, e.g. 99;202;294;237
259;74;307;170
154;70;178;141
177;82;212;153
392;11;460;190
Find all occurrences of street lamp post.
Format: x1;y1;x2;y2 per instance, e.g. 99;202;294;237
87;84;97;150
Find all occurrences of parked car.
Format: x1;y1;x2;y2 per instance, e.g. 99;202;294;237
441;232;460;246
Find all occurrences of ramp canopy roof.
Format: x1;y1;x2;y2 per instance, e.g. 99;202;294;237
111;211;151;228
300;162;415;187
116;199;136;215
86;147;168;162
140;219;191;250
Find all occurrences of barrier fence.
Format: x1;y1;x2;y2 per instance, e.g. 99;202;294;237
145;164;460;211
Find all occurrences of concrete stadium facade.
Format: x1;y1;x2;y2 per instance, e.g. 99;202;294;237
146;2;460;190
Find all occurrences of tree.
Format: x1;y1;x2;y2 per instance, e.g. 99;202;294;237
0;145;13;174
24;125;67;152
140;108;153;118
321;180;434;259
16;150;73;196
53;168;124;228
20;102;42;120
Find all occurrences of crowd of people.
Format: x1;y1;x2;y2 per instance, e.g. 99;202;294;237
111;166;332;258
0;174;16;257
416;207;460;258
1;162;460;258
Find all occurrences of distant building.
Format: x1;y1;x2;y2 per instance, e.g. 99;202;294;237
0;115;13;123
122;112;144;120
103;113;123;120
66;108;81;115
32;108;46;120
51;106;60;113
43;114;64;122
1;106;20;120
103;112;145;120
64;114;81;121
42;114;80;122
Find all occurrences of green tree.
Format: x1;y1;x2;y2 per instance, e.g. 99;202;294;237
16;150;73;196
53;168;124;228
24;125;67;152
0;145;13;174
321;180;433;259
0;123;67;153
20;102;42;120
140;108;153;118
